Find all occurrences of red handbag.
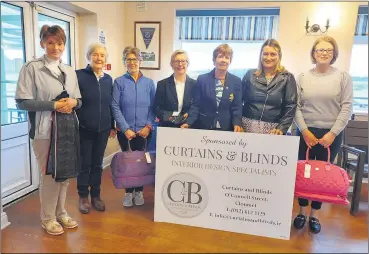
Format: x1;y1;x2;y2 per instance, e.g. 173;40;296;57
294;147;350;205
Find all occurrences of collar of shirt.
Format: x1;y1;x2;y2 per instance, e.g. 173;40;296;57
94;71;105;81
44;55;62;76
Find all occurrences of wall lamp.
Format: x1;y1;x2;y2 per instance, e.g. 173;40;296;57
305;17;330;35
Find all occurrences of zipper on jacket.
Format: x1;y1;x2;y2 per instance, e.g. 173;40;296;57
259;93;269;122
134;79;138;132
98;80;102;132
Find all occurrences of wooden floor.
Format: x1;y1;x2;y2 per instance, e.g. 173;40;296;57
2;168;368;253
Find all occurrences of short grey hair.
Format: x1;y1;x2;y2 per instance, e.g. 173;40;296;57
86;43;108;61
170;49;189;64
122;46;142;62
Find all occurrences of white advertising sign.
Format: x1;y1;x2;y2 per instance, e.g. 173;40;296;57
154;127;299;240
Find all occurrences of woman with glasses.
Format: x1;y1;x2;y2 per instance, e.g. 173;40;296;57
154;50;196;128
111;46;156;208
293;36;353;234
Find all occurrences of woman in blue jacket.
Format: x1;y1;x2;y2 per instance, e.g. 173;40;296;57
112;46;156;208
76;43;116;214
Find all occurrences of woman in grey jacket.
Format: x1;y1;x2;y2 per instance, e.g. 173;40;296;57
15;25;81;235
241;39;297;135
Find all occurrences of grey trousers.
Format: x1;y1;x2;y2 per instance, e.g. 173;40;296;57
32;139;69;222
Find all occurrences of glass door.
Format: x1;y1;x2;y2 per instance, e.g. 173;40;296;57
1;2;76;205
1;1;35;204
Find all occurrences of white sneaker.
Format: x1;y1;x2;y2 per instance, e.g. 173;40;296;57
134;191;144;206
123;193;133;207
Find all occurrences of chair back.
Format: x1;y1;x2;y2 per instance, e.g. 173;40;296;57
343;120;368;163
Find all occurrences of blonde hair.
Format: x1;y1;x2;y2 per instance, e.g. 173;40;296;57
212;44;233;62
86;43;108;61
170;49;189;65
255;39;286;76
122;46;142;62
310;36;339;64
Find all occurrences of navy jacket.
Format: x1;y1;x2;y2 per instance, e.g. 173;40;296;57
76;65;114;132
154;74;196;127
187;69;242;131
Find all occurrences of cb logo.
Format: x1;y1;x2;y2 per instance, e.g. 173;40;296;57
162;173;208;218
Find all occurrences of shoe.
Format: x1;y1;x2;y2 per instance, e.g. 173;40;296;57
41;219;64;236
134;191;144;206
57;216;78;229
293;214;307;229
123;193;133;207
79;197;90;214
91;197;105;211
309;217;321;234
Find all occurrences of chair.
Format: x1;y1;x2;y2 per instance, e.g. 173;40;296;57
337;120;368;215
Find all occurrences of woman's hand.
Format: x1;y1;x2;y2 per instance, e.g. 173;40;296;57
180;124;189;129
137;126;150;138
54;100;69;113
270;129;283;135
319;131;336;148
125;129;136;140
302;129;319;149
109;129;117;139
56;98;77;114
234;125;242;132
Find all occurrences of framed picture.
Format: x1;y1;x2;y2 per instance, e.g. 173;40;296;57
134;21;161;70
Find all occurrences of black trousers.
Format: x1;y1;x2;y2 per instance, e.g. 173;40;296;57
117;132;152;193
297;127;343;210
77;127;110;198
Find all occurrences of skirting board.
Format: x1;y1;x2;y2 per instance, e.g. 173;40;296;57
1;212;10;230
102;150;121;169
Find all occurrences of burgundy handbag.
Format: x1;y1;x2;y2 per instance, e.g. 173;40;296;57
110;140;156;189
294;147;350;205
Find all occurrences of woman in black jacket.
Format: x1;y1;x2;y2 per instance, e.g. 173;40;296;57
76;43;116;214
241;39;297;135
154;50;196;128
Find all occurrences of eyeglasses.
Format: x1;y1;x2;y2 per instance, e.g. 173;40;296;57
315;48;334;54
125;58;139;63
172;60;188;65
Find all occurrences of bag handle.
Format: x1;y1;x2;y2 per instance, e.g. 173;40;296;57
305;146;331;163
127;137;148;152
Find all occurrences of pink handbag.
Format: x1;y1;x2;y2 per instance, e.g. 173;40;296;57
294;147;350;205
110;140;156;189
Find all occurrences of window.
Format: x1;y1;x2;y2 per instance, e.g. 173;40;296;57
349;6;368;114
34;5;75;67
175;9;280;80
1;2;28;125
